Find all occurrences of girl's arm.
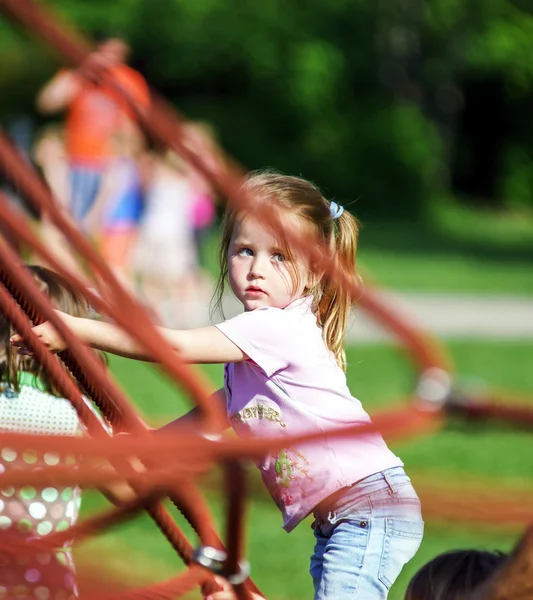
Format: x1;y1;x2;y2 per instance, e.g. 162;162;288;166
36;70;82;113
10;312;247;364
158;388;229;433
92;389;228;507
205;578;266;600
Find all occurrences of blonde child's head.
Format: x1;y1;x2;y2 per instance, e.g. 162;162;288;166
0;265;93;394
214;169;360;370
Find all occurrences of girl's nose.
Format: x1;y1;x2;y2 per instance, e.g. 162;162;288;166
248;256;266;279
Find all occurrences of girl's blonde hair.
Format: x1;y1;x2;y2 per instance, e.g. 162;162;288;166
214;170;360;371
0;265;94;395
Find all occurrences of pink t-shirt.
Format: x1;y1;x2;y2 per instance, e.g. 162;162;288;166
216;296;403;532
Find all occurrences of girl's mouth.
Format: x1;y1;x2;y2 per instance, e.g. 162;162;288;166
246;286;266;295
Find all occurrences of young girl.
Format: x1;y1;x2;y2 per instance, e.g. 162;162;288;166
14;171;424;599
1;265;106;600
33;126;83;278
84;130;146;288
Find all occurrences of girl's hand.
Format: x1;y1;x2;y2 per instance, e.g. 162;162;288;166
206;592;265;600
10;310;73;355
205;578;265;600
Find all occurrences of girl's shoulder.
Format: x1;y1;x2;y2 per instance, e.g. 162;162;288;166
218;299;322;378
0;378;88;436
225;303;308;337
0;372;63;402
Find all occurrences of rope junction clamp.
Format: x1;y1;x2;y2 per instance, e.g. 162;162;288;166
415;367;453;411
193;546;251;585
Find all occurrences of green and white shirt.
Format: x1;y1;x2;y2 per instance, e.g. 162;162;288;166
0;372;101;598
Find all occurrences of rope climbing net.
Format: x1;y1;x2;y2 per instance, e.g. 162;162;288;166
0;1;532;598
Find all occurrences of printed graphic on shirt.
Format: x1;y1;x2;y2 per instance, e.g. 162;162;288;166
266;447;314;509
230;401;286;429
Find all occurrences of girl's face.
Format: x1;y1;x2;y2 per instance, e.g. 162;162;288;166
228;216;310;312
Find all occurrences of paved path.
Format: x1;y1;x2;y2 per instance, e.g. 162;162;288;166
348;292;533;343
218;291;533;343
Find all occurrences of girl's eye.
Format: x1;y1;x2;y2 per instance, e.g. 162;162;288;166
273;253;285;263
238;247;253;257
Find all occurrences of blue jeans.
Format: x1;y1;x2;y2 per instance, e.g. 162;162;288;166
310;466;423;599
69;165;104;223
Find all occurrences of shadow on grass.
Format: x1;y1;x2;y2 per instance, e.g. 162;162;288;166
360;218;533;265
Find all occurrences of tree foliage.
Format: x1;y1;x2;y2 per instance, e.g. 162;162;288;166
1;0;533;215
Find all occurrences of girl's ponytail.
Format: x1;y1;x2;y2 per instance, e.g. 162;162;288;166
313;207;360;371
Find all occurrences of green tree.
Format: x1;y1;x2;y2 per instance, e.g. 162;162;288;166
2;0;533;213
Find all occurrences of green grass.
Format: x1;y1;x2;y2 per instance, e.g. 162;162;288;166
77;340;533;599
357;198;533;293
202;199;533;293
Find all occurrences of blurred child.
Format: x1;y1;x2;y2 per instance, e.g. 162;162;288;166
19;170;424;599
0;265;107;599
33;124;70;209
132;150;205;327
84;128;145;287
1;115;37;230
405;549;507;600
33;125;82;276
181;122;217;253
36;36;150;227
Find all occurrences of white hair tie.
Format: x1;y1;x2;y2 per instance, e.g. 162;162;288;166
329;201;344;220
